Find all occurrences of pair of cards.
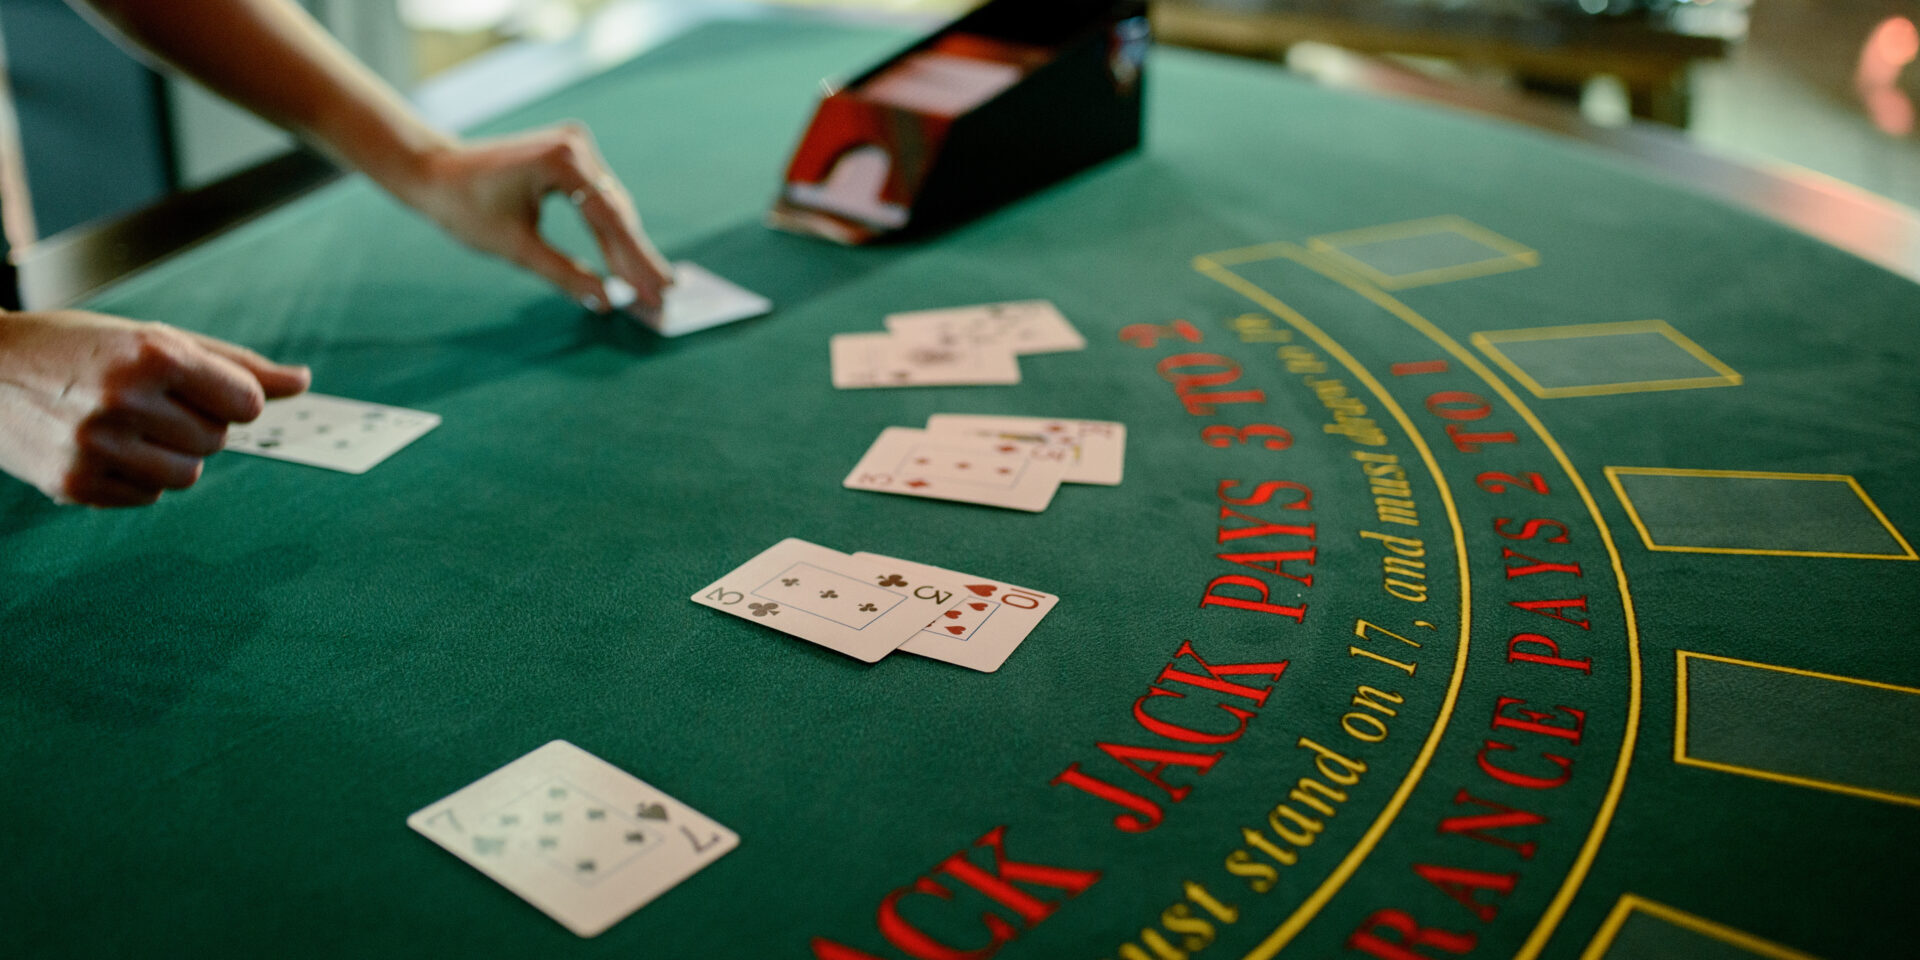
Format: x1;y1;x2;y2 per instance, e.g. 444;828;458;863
843;414;1127;512
225;392;441;474
409;740;737;937
692;538;1057;672
606;261;772;337
829;299;1084;389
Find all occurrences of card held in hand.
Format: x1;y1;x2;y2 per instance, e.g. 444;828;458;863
844;427;1069;512
408;740;738;938
691;538;963;662
853;553;1058;672
615;261;772;337
224;392;440;475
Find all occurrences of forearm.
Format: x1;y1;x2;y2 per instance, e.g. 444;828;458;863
77;0;452;202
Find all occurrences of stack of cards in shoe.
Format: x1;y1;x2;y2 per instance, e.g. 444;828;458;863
607;261;772;337
408;740;738;938
829;299;1085;388
692;538;1058;672
843;414;1126;512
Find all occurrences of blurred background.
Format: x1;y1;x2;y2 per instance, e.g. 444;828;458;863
0;0;1914;261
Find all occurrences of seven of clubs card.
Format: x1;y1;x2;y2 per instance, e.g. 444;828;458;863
408;740;737;938
843;427;1069;512
691;538;964;662
925;414;1126;486
853;553;1058;673
224;392;439;474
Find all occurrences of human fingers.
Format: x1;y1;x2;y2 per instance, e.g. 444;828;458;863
543;127;672;309
64;472;163;508
79;425;204;491
181;330;313;399
509;225;611;313
140;326;268;424
109;391;228;457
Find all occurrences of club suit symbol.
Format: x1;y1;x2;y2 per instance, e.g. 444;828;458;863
819;590;838;599
781;577;799;586
749;602;779;617
877;574;907;587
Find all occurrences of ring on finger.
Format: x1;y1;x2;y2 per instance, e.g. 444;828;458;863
567;173;619;206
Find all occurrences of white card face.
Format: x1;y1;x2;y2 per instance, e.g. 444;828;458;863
829;332;1020;389
852;553;1058;673
616;262;771;337
843;427;1069;512
223;392;440;475
924;414;1126;486
691;538;964;662
408;740;738;938
884;300;1086;356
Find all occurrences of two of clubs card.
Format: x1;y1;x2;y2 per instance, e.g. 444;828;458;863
692;538;1057;672
829;299;1084;389
409;740;737;937
843;414;1126;512
224;392;440;474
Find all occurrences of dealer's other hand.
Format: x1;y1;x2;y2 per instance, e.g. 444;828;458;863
0;311;310;507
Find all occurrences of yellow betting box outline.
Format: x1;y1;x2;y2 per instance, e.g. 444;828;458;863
1674;651;1920;808
1604;466;1919;560
1579;893;1823;960
1305;215;1539;289
1471;319;1742;399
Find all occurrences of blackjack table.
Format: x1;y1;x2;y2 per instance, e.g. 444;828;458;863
5;15;1917;960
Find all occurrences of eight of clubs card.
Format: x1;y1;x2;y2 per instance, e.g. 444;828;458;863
408;740;737;937
925;414;1126;486
224;392;440;474
844;427;1069;512
854;553;1058;672
692;538;963;662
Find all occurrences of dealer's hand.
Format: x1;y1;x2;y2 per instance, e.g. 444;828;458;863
0;310;310;506
402;124;674;314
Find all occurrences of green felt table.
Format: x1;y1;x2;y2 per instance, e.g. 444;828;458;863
5;16;1917;960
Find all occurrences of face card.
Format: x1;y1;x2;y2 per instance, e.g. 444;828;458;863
852;553;1058;673
829;332;1020;389
884;300;1085;356
843;427;1069;512
611;262;771;337
691;538;963;662
407;740;738;938
223;392;440;475
924;414;1127;486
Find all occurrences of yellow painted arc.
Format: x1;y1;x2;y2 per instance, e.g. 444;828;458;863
1274;242;1645;960
1191;253;1474;960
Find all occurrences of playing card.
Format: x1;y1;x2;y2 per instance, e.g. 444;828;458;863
691;538;964;662
843;427;1069;512
223;392;440;474
924;414;1127;486
853;553;1058;673
829;332;1020;389
858;51;1024;116
608;261;771;337
408;740;737;938
884;300;1085;356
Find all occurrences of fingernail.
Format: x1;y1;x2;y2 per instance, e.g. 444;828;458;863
581;293;607;314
